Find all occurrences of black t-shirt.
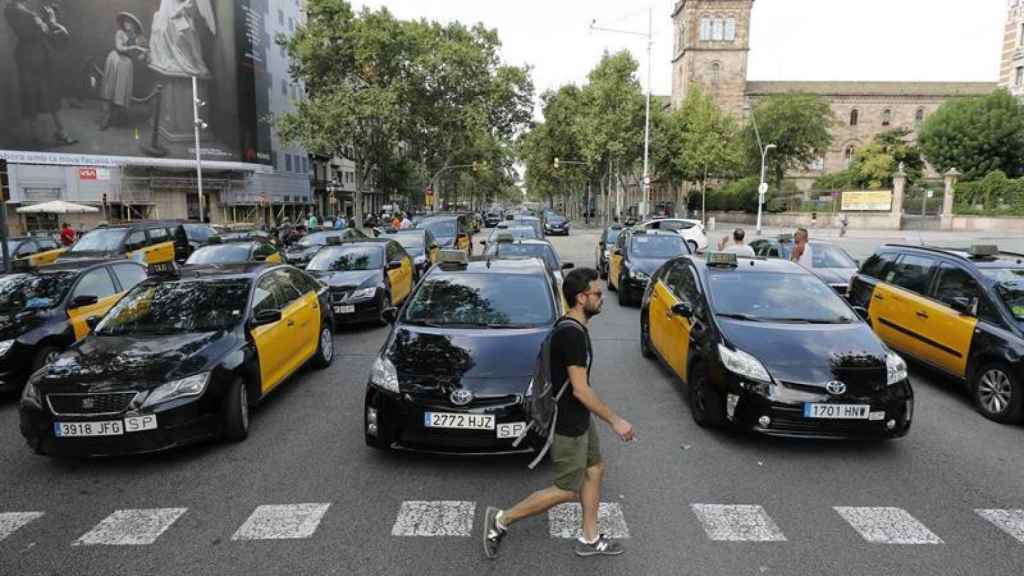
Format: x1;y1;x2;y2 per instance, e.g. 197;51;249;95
552;317;593;437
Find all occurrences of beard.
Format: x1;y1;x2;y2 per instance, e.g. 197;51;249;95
583;301;602;319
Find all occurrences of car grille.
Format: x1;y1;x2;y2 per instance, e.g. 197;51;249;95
781;366;885;397
764;408;879;436
47;392;137;416
331;288;355;303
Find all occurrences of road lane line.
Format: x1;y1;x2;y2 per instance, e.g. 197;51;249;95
691;504;787;542
834;506;943;544
548;503;630;539
232;503;332;541
73;508;187;546
976;509;1024;544
0;512;44;542
391;501;475;537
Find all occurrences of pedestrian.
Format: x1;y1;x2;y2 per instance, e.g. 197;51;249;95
307;211;319;232
59;221;75;246
483;267;635;560
335;214;347;230
791;227;813;268
716;228;755;256
400;212;412;230
391;212;402;231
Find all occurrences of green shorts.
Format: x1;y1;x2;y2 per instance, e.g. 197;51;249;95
551;424;603;493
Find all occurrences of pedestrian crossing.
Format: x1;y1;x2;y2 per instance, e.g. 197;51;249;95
2;502;1023;548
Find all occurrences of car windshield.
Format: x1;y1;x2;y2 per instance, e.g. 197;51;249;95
0;272;78;312
308;246;383;271
631;235;686;258
96;279;251;336
186;245;252;265
489;244;558;271
297;232;336;248
491;227;537;241
394;236;425;256
421;220;456;238
774;243;856;269
981;268;1024;319
404;274;554;327
605;228;623;244
69;228;127;253
183;224;215;242
709;272;857;323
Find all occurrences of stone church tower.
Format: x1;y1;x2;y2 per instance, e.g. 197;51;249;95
671;0;755;117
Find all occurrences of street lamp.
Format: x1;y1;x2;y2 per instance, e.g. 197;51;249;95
192;76;208;223
757;143;776;235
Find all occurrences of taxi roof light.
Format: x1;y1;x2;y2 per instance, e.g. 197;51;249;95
325;235;343;246
705;251;738;268
496;231;515;244
969;244;998;258
207;235;223;245
438;249;469;269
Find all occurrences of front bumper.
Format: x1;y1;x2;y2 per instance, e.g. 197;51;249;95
331;297;382;324
545;225;570;235
620;275;649;295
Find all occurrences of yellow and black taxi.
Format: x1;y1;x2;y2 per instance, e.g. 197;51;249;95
184;236;283;266
383;228;440;280
364;251;560;454
641;251;913;439
749;235;860;297
0;259;148;395
595;224;624;280
172;222;219;263
3;236;66;269
60;221;178;272
417;215;473;254
283;228;367;267
19;263;334;457
848;244;1024;424
306;238;414;325
608;229;691;306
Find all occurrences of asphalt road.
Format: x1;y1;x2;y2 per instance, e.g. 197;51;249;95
2;229;1023;576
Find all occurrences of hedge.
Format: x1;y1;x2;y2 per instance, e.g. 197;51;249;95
954;171;1024;216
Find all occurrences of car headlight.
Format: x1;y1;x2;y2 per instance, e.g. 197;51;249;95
886;351;908;385
0;339;14;357
20;378;41;408
348;287;377;301
370;356;399;393
414;255;426;265
718;344;772;383
630;270;650;281
142;372;210;409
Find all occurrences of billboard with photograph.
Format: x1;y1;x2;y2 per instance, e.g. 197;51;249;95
0;0;273;167
841;190;893;212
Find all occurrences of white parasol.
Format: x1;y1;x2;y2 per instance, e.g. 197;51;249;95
16;200;100;214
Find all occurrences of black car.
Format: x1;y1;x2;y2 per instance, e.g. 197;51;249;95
417;215;473;254
383;228;440;280
484;212;502;228
284;229;367;267
306;239;415;326
543;213;570;236
20;263;334;457
749;237;860;297
184;237;284;266
608;229;691;306
364;253;560;454
172;222;219;263
0;259;148;395
640;252;913;439
2;236;65;270
595;225;624;280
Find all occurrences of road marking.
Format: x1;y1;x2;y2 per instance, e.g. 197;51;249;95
232;503;332;541
74;508;187;546
691;504;787;542
976;509;1024;544
548;503;630;539
834;506;942;544
0;512;44;542
391;501;475;537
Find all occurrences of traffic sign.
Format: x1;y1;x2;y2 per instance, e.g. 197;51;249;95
758;182;769;195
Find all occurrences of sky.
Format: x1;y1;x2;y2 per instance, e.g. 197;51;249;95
353;0;1007;119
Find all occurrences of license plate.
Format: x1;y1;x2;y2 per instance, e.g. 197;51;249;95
497;422;526;439
424;412;495;430
54;420;123;437
334;305;355;314
802;403;870;419
124;414;158;433
149;262;175;274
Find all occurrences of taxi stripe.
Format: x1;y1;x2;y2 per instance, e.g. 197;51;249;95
391;501;475;537
548;502;630;539
691;504;787;542
877;317;964;358
74;508;187;546
232;503;331;540
834;506;942;544
976;509;1024;544
0;512;44;542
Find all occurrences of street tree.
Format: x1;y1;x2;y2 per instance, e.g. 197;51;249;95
676;86;744;217
744;93;835;191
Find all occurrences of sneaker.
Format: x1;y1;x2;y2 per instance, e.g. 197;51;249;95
574;534;624;557
482;506;507;560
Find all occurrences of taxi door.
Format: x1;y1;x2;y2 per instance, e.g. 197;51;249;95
867;254;938;361
142;228;176;264
608;235;626;289
648;273;674;359
386;244;413;305
29;245;66;267
251;272;310;393
66;267;123;340
917;264;981;377
660;263;695;380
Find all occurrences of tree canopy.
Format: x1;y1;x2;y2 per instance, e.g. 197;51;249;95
743;93;835;190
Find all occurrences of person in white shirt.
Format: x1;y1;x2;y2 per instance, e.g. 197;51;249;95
400;213;413;229
791;227;813;268
717;228;755;257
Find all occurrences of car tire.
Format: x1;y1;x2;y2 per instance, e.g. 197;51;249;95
30;345;61;377
222;377;250;442
312;322;334;369
688;362;724;428
687;240;698;254
972;363;1024;423
599;262;608;280
618;274;631;306
640;310;654;359
376;291;392;327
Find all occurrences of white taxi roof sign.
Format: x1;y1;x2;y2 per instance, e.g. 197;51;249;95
705;251;738;267
969;244;998;257
496;231;515;243
438;249;468;267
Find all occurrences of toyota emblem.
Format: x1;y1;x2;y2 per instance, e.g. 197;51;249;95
81;398;95;410
450;389;473;406
826;381;847;396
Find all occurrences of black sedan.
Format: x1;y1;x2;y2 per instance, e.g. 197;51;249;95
749;237;859;297
640;252;913;439
284;229;366;267
306;239;415;326
20;263;334;457
484;212;502;228
364;254;559;454
544;213;570;236
608;229;691;306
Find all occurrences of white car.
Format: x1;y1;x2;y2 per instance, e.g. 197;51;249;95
637;218;708;252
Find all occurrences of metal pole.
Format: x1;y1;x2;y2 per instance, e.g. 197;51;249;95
757;148;767;235
641;6;652;220
192;76;205;223
0;159;11;273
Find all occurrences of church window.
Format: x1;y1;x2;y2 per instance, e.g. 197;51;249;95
844;145;856;166
1017;66;1024;87
849;109;859;127
1018;22;1024;46
811;156;825;171
882;109;892;127
712;18;724;41
724;18;736;41
700;17;711;41
711;62;721;83
915;108;926;125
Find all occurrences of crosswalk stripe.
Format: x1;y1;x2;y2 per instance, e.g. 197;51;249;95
232;503;332;541
73;508;187;546
976;509;1024;544
391;501;475;537
0;512;44;542
548;503;630;539
691;504;787;542
834;506;942;544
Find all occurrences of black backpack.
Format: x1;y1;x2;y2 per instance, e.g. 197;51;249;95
513;317;587;469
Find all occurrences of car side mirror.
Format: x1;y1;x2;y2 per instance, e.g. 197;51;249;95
69;294;99;309
388;260;402;270
85;315;102;330
671;302;693;319
561;262;575;270
253;253;268;262
613;249;622;256
852;305;870;321
251;309;282;327
948;296;977;316
382;307;399;324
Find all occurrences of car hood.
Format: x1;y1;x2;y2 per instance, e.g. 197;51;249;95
286;246;319;260
717;318;887;387
309;269;381;289
435;236;456;247
387;325;549;393
812;267;857;285
35;331;232;390
628;257;670;276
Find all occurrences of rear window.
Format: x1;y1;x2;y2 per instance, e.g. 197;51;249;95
404;274;554;328
185;245;252;265
886;255;938;294
860;252;897;279
631;235;688;258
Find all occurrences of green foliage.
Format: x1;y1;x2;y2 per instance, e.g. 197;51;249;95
813;128;924;191
744;93;835;189
705;176;760;212
919;89;1024;181
955;171;1024;215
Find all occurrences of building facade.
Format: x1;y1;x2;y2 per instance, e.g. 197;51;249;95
671;0;998;188
1000;0;1024;95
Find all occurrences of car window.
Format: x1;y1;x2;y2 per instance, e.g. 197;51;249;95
385;242;399;263
285;268;320;296
72;268;117;300
885;254;938;295
811;244;857;269
15;241;35;257
709;272;856;323
659;221;694;231
254;242;277;258
186;245;253;265
308;246;384;271
269;269;303;307
148;228;168;243
126;230;147;249
96;279;251;335
981;268;1024;321
69;228;128;254
38;239;59;250
663;261;692;301
861;252;897;279
631;235;687;259
403;274;555;327
933;264;1002;325
252;275;282;315
112;264;148;292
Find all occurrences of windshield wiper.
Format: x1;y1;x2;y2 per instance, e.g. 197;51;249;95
716;313;763;322
770;317;856;324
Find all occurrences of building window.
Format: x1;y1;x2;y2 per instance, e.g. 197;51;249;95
811;156;825;171
849;109;859;127
289;17;294;32
844;145;856;166
280;44;287;59
711;18;724;41
700;17;711;41
1017;66;1024;87
882;109;892;127
724;17;736;41
281;79;287;96
278;9;284;25
1019;22;1024;45
915;108;926;125
711;62;721;83
285;154;293;172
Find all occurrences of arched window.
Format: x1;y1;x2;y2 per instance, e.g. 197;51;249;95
711;18;724;41
700;17;711;41
724;17;736;41
845;145;857;166
882;109;892;127
711;62;721;83
915;108;925;125
850;109;859;127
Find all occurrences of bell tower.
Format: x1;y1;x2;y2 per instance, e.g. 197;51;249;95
670;0;754;117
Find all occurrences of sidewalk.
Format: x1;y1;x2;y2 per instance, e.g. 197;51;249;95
709;221;1024;242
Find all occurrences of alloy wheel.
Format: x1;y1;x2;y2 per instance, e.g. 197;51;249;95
978;369;1013;415
320;327;334;363
239;384;249;432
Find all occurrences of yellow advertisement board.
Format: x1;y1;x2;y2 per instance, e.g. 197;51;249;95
841;190;893;212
